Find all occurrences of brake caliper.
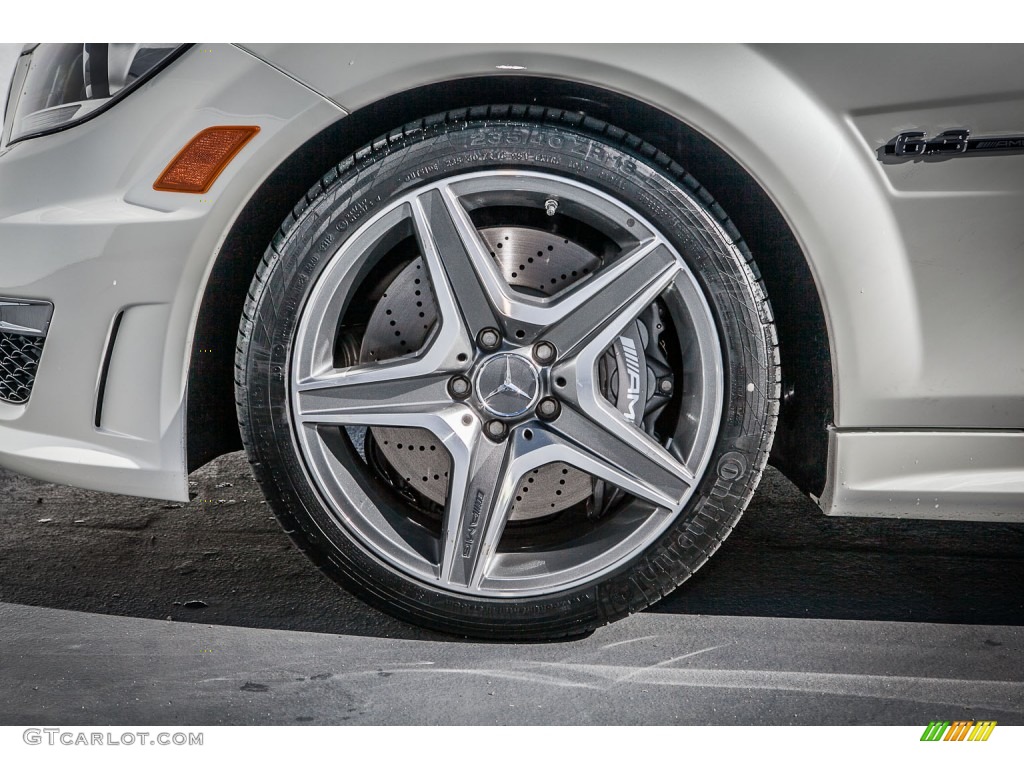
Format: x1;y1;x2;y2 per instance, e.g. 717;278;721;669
599;303;674;430
592;303;676;518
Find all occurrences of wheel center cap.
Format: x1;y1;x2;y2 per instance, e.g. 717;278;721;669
475;353;540;418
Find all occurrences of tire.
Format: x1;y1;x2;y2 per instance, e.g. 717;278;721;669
236;105;779;640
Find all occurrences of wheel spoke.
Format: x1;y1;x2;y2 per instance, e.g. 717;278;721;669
439;429;520;588
540;241;679;359
294;362;454;425
412;187;506;339
546;408;694;509
440;425;587;588
550;242;687;466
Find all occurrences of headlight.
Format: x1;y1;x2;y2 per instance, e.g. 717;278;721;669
4;44;186;145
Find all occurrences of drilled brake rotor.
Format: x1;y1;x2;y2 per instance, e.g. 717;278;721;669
359;227;606;521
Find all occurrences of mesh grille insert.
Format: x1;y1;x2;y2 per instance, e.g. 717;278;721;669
0;331;45;405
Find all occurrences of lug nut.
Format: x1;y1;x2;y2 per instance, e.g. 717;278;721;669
478;328;502;351
658;378;674;395
533;341;556;364
448;375;472;399
536;397;561;420
484;420;508;441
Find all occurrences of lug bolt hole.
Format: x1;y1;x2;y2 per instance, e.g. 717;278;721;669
448;375;472;399
533;340;557;364
485;420;508;441
536;397;561;421
477;328;502;351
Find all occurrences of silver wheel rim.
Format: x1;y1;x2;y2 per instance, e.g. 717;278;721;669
290;170;724;597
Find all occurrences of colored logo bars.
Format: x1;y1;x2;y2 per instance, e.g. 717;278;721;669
920;721;997;742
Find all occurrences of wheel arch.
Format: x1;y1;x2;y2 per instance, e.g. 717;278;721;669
186;75;834;499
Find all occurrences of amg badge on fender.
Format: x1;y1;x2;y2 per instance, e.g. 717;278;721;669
882;128;1024;159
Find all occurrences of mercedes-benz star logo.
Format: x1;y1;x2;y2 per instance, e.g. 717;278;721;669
475;354;540;418
488;357;531;400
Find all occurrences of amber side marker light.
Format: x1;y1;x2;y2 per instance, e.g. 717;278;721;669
153;126;260;193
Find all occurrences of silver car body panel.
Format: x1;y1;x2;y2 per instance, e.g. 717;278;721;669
825;431;1024;522
0;43;1021;518
0;44;343;500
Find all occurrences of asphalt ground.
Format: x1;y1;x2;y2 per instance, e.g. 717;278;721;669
1;454;1022;724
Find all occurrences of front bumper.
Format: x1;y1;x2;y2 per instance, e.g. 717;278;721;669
0;44;343;500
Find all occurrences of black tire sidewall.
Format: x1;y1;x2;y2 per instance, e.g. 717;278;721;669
239;113;776;638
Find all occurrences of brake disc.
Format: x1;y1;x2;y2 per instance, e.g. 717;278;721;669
359;226;650;521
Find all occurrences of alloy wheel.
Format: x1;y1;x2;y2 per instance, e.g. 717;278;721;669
289;171;723;597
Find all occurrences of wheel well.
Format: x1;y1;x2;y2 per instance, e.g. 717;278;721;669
186;76;833;498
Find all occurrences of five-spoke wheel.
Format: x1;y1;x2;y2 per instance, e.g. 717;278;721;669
238;107;778;638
